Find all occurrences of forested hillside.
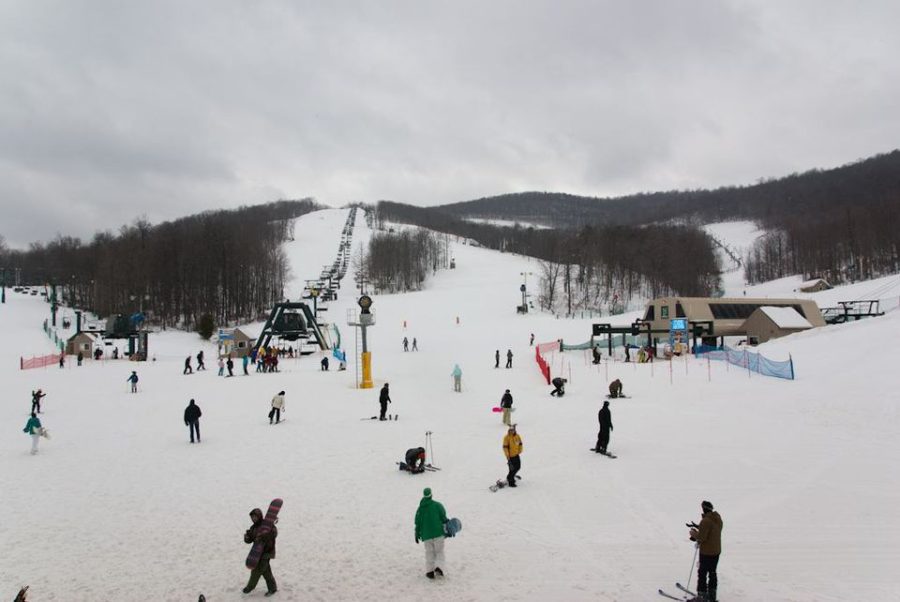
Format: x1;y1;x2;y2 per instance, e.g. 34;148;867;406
0;199;320;329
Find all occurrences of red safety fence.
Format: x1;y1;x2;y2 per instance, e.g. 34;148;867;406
21;353;64;370
534;341;558;384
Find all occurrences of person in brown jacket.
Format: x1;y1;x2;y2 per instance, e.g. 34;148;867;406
688;500;723;602
243;508;278;596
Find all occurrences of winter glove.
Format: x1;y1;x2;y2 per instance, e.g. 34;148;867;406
415;535;420;544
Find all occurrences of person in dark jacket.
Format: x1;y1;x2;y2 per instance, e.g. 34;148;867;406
550;377;567;397
596;401;613;453
77;351;84;366
184;399;202;443
31;389;46;414
226;356;234;377
688;501;723;602
402;447;426;473
321;356;329;371
505;349;513;368
624;345;631;363
243;507;277;596
414;487;448;579
592;346;602;364
127;371;139;393
196;350;205;371
500;389;513;426
379;383;391;420
608;378;623;398
494;349;500;369
183;356;193;375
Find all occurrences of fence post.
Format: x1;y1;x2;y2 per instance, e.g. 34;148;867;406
707;356;711;382
746;349;751;378
789;354;795;380
669;357;673;385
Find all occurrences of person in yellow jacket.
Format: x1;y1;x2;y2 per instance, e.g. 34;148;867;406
502;424;523;487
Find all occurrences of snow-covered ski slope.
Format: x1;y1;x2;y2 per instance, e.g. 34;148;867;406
2;209;900;601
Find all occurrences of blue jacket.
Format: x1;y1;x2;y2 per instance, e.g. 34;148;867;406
24;416;42;435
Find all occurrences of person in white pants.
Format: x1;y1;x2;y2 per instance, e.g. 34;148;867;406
23;412;42;455
414;487;449;579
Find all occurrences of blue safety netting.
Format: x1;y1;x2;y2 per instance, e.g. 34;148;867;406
697;345;795;380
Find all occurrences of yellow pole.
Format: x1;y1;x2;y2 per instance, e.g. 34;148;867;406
361;351;373;388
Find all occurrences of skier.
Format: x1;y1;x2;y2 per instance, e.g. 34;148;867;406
23;412;42;455
595;401;613;454
242;507;278;596
217;357;225;376
608;378;623;398
226;356;234;377
321;356;329;371
402;447;426;473
592;346;602;364
31;389;46;414
127;371;139;393
183;356;193;375
77;351;84;366
184;398;202;443
403;337;409;352
451;364;462;392
269;391;285;424
412;337;418;351
500;389;513;426
414;487;449;579
688;501;723;602
502;424;523;487
506;349;513;369
550;377;567;397
494;349;500;369
379;383;391;421
529;333;534;346
196;350;206;371
242;354;250;375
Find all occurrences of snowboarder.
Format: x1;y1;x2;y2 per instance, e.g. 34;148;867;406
688;501;723;602
592;346;602;364
596;401;613;454
379;383;391;421
500;389;513;426
23;412;42;455
402;447;426;473
242;354;250;375
127;371;139;393
217;357;225;376
31;389;46;414
243;507;278;596
502;424;523;487
403;336;409;352
269;391;285;424
550;377;567;397
494;349;500;368
506;349;513;368
184;399;202;443
196;350;205;371
226;356;234;377
77;351;84;366
529;333;534;346
451;364;462;392
183;356;193;375
321;356;329;371
414;487;449;579
608;378;623;398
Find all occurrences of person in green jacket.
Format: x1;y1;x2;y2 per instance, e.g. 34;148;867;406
23;412;42;455
414;487;448;579
451;364;462;392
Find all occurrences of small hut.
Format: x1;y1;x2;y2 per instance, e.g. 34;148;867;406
218;328;255;358
66;332;101;356
796;278;832;293
742;306;813;344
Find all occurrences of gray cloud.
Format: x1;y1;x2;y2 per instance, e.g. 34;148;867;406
1;0;898;247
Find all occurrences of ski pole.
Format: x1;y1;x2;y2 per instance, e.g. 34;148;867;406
687;543;698;592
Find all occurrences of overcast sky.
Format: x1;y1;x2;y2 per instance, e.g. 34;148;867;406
1;1;898;248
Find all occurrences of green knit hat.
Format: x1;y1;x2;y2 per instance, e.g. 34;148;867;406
423;487;432;498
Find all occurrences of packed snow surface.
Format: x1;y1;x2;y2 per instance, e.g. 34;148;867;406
2;209;900;601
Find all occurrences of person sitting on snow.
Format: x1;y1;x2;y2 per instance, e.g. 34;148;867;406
550;377;567;397
401;447;426;473
608;378;623;398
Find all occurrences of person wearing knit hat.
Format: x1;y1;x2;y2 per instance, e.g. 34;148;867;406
502;424;523;487
688;500;723;602
414;487;449;579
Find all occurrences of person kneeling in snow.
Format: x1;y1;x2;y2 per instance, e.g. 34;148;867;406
401;447;426;473
550;377;567;397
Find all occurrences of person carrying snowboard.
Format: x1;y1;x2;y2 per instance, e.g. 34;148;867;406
184;399;202;443
269;391;285;424
688;500;723;602
31;389;46;414
500;389;513;426
503;424;523;487
23;412;43;455
608;378;623;398
402;447;426;473
242;507;277;596
451;364;462;392
505;349;513;368
414;487;449;579
596;401;613;454
196;350;205;371
183;356;193;375
127;371;139;393
550;377;567;397
379;383;391;421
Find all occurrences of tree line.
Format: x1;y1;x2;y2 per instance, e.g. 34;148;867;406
0;199;320;330
359;228;450;294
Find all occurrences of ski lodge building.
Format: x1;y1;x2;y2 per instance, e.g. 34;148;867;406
641;296;826;342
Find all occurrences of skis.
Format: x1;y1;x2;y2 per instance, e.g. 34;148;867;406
397;462;439;473
657;582;696;601
658;590;687;601
676;583;696;597
605;394;629;399
589;448;617;458
424;463;441;471
361;414;399;421
246;498;283;570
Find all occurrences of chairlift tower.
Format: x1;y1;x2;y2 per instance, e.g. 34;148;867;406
347;295;375;389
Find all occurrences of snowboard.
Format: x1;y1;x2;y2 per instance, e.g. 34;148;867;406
444;517;462;537
605;394;628;399
489;475;522;492
589;448;617;458
492;407;515;413
245;498;283;570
